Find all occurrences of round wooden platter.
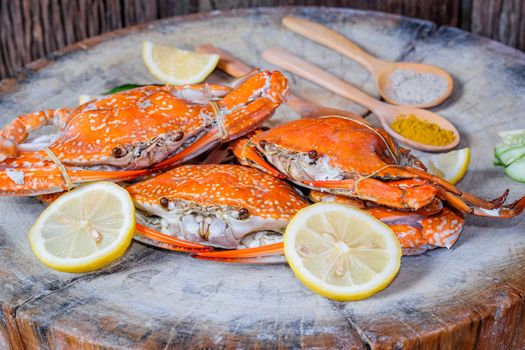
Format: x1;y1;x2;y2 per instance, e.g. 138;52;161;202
0;6;524;350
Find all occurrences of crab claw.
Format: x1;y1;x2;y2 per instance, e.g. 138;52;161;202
306;178;437;210
0;109;70;161
367;206;465;254
219;70;288;140
153;71;289;171
471;195;525;218
490;189;510;208
191;242;285;264
135;224;213;253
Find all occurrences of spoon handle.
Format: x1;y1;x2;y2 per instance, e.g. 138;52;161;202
197;44;253;77
262;47;384;112
282;16;381;73
197;45;368;122
197;44;314;113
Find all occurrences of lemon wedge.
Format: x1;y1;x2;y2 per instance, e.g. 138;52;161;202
420;147;471;184
29;182;135;273
142;41;219;85
284;203;401;301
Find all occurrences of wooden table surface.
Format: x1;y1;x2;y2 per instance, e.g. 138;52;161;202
2;0;525;81
0;7;524;349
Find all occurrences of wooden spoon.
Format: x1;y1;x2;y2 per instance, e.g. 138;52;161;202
196;44;369;124
282;16;454;109
262;47;460;152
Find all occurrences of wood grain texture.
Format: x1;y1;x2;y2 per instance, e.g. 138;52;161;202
471;0;525;51
3;0;525;80
0;6;524;349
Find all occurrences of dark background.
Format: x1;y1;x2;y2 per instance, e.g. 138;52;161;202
1;0;524;80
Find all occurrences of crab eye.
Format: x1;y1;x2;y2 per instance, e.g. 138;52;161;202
112;146;126;158
238;208;250;220
258;140;267;148
308;150;318;160
174;130;184;141
160;197;170;209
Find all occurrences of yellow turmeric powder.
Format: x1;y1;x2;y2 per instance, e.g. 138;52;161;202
391;114;455;146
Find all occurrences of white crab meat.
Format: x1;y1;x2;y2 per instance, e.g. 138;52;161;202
135;201;288;249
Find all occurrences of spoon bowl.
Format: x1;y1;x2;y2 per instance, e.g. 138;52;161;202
377;104;460;152
376;62;454;108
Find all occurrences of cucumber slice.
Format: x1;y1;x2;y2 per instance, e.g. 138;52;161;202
498;129;525;145
498;145;525;166
504;157;525;182
495;144;519;159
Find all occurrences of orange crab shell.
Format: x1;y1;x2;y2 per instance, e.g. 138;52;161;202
126;164;308;220
249;116;399;175
51;85;213;162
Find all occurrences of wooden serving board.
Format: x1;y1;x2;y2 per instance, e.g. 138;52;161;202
0;7;524;349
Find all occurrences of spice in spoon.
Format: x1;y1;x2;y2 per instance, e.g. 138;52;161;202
388;69;448;106
391;114;455;146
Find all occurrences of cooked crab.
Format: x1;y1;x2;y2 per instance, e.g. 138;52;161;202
231;116;524;217
125;164;308;253
0;70;288;195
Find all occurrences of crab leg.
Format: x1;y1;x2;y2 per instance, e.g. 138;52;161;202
0;156;149;196
439;188;525;218
135;224;213;253
308;191;367;208
308;163;515;214
306;178;438;210
0;108;71;161
472;196;525;218
192;242;285;264
364;165;508;210
401;167;510;210
200;143;231;165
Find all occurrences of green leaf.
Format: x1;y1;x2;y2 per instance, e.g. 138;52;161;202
102;84;161;95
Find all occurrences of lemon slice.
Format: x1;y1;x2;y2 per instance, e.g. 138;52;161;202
284;203;401;301
29;182;135;273
420;147;471;184
142;41;219;85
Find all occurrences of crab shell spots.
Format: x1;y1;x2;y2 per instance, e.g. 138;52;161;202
126;164;308;220
251;117;398;175
49;86;205;162
421;207;464;248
